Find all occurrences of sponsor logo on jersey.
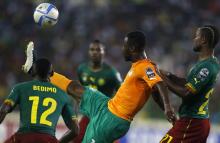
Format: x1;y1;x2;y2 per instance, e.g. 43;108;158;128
193;78;200;84
146;68;156;80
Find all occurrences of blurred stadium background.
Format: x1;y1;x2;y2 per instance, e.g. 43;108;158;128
1;0;220;142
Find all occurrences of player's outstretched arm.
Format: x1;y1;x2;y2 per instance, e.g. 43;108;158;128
161;75;191;99
59;118;79;143
151;89;164;111
60;98;79;143
154;81;177;124
158;69;191;98
159;69;186;86
0;102;13;124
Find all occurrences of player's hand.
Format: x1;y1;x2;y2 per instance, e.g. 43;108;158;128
0;103;12;124
22;41;34;73
164;106;177;125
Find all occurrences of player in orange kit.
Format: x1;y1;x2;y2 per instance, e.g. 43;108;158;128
23;31;176;143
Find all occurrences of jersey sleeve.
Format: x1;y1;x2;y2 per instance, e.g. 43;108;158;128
50;72;72;92
4;86;19;108
139;63;163;88
185;65;213;94
62;96;77;127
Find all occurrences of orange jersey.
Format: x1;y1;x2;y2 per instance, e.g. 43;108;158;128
50;72;72;92
108;59;162;121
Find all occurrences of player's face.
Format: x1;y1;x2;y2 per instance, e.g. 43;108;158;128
89;43;104;63
193;28;203;52
123;37;132;61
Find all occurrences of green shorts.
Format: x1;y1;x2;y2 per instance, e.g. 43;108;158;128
80;87;130;143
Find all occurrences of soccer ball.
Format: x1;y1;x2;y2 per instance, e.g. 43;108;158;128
33;3;59;27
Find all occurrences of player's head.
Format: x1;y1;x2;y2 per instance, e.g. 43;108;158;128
123;31;146;61
32;58;53;80
193;25;219;52
89;40;105;63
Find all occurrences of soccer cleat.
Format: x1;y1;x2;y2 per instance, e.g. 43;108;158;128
22;41;35;73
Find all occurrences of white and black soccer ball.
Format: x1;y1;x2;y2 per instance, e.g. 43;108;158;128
33;3;59;27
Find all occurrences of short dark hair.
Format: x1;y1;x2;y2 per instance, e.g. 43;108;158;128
200;25;219;49
34;58;52;79
90;39;105;50
126;31;146;51
92;39;101;43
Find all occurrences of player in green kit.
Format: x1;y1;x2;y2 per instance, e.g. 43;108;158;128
74;40;122;143
0;58;79;143
77;40;122;97
159;25;220;143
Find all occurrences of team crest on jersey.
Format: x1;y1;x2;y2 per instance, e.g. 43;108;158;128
98;78;105;86
197;68;209;81
146;68;156;80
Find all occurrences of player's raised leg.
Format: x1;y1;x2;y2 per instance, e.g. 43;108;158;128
81;102;130;143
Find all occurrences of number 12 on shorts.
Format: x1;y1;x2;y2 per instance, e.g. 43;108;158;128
29;96;57;126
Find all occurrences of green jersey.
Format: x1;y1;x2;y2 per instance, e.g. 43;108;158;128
6;80;76;136
77;62;122;97
179;57;220;119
